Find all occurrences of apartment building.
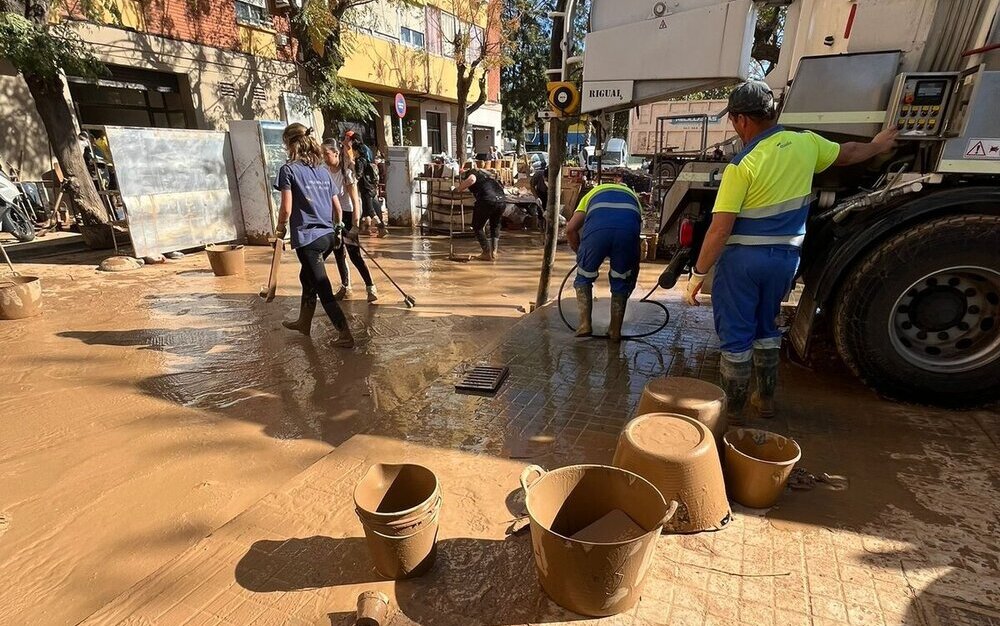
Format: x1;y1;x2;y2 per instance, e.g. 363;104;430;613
0;0;501;178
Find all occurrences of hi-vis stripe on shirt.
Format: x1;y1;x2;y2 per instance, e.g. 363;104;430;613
712;125;840;248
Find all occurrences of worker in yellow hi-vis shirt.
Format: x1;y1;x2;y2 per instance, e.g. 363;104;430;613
685;81;897;421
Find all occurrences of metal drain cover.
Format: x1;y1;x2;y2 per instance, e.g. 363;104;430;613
455;365;509;394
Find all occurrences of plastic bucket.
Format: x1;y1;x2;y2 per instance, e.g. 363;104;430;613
205;244;245;276
0;275;42;320
723;428;802;508
354;463;441;579
614;413;731;533
637;376;727;447
520;464;678;617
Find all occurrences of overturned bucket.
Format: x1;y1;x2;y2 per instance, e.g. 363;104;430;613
354;463;441;579
723;428;802;509
614;413;731;533
205;244;245;276
520;464;678;617
0;275;42;320
636;376;727;446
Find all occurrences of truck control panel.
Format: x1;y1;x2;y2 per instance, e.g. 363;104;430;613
884;73;957;139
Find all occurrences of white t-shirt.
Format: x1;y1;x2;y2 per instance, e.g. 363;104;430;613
328;166;357;214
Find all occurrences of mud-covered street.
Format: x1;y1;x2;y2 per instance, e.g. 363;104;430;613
0;234;572;624
2;233;998;626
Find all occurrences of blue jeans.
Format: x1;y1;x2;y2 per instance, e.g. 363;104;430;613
712;245;800;361
574;226;641;296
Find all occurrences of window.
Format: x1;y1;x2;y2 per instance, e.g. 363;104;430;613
426;6;442;55
427;112;443;154
401;26;425;49
235;0;270;27
441;12;457;55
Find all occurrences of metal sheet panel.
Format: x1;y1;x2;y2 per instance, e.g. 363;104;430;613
104;126;243;257
938;71;1000;174
779;52;902;139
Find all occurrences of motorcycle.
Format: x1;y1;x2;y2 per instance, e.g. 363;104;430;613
0;168;36;243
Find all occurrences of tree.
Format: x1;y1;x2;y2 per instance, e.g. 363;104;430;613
447;0;510;162
500;0;551;151
288;0;385;139
0;0;109;225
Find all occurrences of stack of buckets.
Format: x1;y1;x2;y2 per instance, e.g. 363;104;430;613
353;463;442;579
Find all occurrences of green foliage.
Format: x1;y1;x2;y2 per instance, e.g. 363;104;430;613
0;12;104;80
501;0;552;138
310;67;377;121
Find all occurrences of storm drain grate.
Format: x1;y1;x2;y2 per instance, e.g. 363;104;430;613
455;365;509;394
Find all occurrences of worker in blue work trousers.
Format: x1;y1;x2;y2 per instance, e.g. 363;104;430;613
685;81;897;420
566;183;643;341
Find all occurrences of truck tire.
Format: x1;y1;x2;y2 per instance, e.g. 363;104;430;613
833;214;1000;405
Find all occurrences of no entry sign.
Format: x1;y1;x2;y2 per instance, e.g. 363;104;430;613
394;93;407;118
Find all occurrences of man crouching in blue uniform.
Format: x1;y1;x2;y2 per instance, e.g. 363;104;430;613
565;183;643;341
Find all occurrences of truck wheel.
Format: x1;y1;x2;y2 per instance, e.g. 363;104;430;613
834;214;1000;405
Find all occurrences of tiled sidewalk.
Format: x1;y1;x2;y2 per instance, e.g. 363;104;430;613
83;288;1000;625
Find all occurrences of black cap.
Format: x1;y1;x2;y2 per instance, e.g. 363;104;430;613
728;80;775;116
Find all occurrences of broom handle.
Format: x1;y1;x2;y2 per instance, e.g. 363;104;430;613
0;240;17;275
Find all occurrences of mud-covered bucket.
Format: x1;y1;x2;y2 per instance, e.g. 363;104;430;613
723;428;802;508
614;413;731;533
0;275;42;320
520;464;678;617
205;244;245;276
637;376;727;446
354;463;441;579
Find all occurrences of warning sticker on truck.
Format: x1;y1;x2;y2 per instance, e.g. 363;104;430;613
964;138;1000;159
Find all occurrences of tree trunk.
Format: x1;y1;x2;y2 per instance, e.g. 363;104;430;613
23;71;108;226
535;0;569;307
455;67;471;162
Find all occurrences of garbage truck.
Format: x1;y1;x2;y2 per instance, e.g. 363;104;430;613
579;0;1000;405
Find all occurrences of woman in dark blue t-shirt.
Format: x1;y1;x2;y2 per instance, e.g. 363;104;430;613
274;123;353;348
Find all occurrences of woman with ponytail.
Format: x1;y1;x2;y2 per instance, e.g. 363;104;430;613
275;123;354;347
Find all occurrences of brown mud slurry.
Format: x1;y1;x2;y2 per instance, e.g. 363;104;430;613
4;232;1000;626
0;233;569;625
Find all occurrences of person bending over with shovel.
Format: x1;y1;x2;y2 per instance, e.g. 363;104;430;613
453;161;507;261
565;183;642;341
275;123;355;348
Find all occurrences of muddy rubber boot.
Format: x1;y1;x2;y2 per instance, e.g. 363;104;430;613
720;355;752;425
332;328;355;348
751;347;780;418
575;286;593;337
491;238;500;259
366;285;379;303
476;241;494;261
608;294;628;342
282;297;316;336
334;285;350;301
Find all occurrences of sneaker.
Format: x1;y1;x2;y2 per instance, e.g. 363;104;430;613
334;285;351;301
366;285;379;303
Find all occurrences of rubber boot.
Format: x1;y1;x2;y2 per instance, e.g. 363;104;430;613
366;285;379;303
491;238;500;259
476;235;494;261
608;294;628;342
377;223;389;238
282;297;316;336
720;355;752;425
575;286;593;337
332;327;355;348
334;285;351;301
751;347;780;418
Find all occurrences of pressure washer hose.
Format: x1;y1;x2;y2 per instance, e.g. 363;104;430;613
556;263;671;340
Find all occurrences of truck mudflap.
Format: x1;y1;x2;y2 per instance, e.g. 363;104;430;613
789;287;817;358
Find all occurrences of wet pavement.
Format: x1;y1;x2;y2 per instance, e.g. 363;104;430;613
3;232;999;626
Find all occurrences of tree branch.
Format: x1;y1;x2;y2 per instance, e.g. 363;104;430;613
467;71;487;114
